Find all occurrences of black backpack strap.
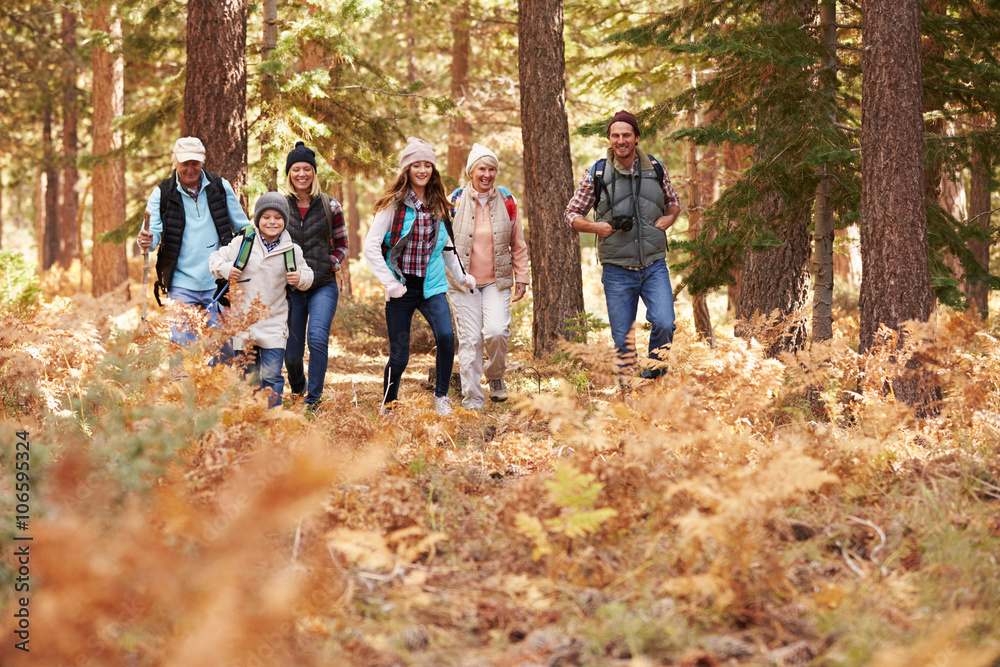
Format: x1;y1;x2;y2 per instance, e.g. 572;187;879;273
648;155;665;185
319;193;334;246
591;158;610;208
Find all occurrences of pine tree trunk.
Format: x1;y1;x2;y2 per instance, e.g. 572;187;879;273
967;114;992;317
518;0;584;355
447;0;473;183
735;1;815;357
723;141;747;313
345;173;361;261
184;0;248;202
860;0;936;408
91;2;128;297
42;104;59;271
58;7;80;269
260;0;278;191
811;0;838;343
686;91;714;346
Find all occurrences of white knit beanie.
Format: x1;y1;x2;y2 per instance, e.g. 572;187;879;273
465;143;499;177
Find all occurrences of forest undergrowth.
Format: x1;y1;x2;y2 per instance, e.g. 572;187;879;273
1;265;1000;666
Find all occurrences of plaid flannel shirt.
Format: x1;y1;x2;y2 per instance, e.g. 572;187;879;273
326;197;349;270
398;192;436;277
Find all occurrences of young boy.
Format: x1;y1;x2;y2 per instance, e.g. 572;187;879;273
209;192;313;408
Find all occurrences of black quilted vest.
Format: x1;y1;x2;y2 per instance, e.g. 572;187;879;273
155;171;234;290
285;194;336;288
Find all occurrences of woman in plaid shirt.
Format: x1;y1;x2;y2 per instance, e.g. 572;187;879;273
363;138;476;416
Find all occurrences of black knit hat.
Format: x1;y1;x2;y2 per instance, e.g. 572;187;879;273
285;141;317;174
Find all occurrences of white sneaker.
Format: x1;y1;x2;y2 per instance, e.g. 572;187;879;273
434;395;452;416
489;378;508;402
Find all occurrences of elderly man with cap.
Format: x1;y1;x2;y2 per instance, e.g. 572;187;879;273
447;143;529;409
137;137;251;345
564;110;681;380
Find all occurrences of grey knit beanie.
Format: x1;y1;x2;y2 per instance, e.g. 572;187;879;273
253;192;290;228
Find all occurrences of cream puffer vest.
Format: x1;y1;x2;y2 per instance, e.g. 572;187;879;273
447;185;516;292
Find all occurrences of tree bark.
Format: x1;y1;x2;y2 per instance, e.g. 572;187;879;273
91;2;128;297
58;6;80;269
518;0;584;355
686;84;714;346
860;0;936;408
184;0;248;202
447;0;473;182
723;141;748;313
42;104;59;271
735;1;815;357
260;0;278;191
345;172;361;260
967;114;992;316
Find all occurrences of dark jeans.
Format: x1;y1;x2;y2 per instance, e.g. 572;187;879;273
601;259;676;376
285;282;339;405
383;274;455;404
239;346;285;409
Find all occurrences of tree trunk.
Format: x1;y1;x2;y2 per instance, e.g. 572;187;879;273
91;2;128;297
184;0;248;203
860;0;936;408
260;0;278;191
0;166;3;249
345;172;361;261
686;81;714;346
967;114;992;317
518;0;584;355
811;0;838;343
42;104;59;271
735;1;815;357
447;0;473;183
723;141;748;313
58;6;80;269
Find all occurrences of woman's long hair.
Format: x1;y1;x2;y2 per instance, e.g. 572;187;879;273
373;164;451;221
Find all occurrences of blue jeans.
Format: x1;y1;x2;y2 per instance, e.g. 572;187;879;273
167;286;233;365
240;346;285;409
601;259;676;375
383;275;455;404
285;282;339;405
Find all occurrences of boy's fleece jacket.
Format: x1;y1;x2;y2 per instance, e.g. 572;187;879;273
209;229;313;350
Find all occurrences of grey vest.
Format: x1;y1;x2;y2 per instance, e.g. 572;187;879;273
594;150;667;268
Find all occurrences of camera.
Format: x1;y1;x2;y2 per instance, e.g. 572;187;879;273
610;215;634;232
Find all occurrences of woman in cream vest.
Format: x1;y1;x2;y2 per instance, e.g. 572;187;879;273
447;144;530;410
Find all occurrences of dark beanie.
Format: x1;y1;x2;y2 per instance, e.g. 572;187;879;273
285;141;317;174
253;192;290;227
607;110;641;138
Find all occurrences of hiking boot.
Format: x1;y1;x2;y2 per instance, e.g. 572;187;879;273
489;378;508;402
434;395;453;416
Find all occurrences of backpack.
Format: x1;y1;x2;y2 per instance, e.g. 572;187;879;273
590;156;665;209
211;227;296;308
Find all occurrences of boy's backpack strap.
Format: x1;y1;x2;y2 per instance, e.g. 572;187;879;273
283;248;296;273
233;227;256;271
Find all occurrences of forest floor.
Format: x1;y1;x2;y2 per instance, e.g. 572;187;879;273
1;259;1000;666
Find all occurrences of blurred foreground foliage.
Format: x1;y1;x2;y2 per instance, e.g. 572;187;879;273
0;266;999;666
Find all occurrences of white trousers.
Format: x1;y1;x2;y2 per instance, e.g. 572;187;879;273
450;282;512;409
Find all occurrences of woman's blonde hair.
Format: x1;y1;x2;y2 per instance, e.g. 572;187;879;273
282;164;322;199
372;164;450;222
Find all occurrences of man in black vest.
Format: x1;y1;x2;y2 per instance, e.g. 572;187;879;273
564;110;681;380
137;137;251;345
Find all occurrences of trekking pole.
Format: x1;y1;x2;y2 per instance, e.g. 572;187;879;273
140;211;151;335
